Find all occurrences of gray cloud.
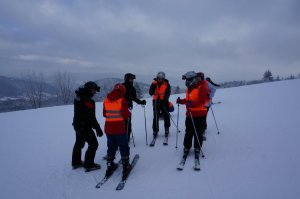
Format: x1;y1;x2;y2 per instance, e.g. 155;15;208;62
0;0;299;84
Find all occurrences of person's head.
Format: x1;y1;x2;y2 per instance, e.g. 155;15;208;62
113;83;126;96
197;72;205;81
182;71;198;88
156;71;165;83
84;81;100;96
124;73;136;83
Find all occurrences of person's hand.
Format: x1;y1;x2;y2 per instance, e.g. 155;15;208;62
96;127;103;137
141;100;146;105
186;101;192;108
176;97;181;104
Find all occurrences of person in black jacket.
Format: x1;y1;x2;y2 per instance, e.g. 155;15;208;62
122;73;146;142
72;81;103;172
149;72;171;139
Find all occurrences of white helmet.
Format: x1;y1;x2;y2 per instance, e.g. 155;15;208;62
157;71;165;79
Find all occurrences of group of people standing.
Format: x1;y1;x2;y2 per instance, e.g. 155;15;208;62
71;71;219;179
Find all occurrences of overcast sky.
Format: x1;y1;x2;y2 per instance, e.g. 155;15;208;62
0;0;299;85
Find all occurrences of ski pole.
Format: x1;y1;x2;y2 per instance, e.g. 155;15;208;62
154;100;158;133
162;105;181;133
189;111;205;158
143;105;148;145
210;106;220;134
176;103;180;149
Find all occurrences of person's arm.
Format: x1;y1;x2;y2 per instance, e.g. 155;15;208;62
149;80;157;96
163;82;171;101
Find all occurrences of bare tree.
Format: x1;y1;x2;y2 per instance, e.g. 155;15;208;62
22;71;45;108
54;71;73;105
174;85;180;94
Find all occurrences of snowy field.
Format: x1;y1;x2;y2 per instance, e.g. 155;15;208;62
0;79;300;199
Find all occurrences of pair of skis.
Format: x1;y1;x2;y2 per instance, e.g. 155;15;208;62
95;154;139;191
149;136;168;147
177;154;200;171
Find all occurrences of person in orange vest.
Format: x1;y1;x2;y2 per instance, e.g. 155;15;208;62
149;71;171;140
196;72;220;140
176;71;210;162
103;83;132;180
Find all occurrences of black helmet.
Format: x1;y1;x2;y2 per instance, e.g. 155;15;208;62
124;73;136;81
84;81;100;92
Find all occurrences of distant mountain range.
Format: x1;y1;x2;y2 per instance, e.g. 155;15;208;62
0;75;183;113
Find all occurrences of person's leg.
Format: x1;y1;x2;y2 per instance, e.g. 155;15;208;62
84;128;99;168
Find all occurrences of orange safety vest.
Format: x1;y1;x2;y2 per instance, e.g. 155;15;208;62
104;98;124;122
153;81;168;100
186;83;209;116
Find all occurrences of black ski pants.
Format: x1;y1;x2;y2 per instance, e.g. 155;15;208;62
124;117;132;142
152;99;170;134
183;116;205;149
72;127;98;167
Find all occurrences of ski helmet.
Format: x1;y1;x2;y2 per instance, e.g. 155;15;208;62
124;73;136;81
157;71;165;79
84;81;100;92
182;71;198;88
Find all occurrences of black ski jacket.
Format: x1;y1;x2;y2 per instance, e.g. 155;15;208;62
72;87;100;130
122;81;143;109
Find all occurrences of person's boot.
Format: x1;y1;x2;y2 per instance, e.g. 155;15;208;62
165;128;169;137
84;163;101;172
122;157;131;180
105;156;117;177
195;148;200;160
72;160;84;170
183;148;190;159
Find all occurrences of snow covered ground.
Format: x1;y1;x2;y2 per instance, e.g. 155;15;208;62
0;79;300;199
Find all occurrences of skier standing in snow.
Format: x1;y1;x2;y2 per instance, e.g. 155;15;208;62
122;73;146;143
176;71;210;168
149;71;171;144
196;73;220;139
103;83;132;180
72;81;103;172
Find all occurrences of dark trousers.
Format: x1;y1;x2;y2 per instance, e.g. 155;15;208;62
72;127;98;167
106;134;130;159
204;107;209;130
124;117;132;141
152;100;170;133
183;116;206;149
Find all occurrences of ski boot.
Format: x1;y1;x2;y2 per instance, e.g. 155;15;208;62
72;161;84;170
122;157;132;180
165;128;169;137
84;163;101;172
105;156;118;177
183;148;190;159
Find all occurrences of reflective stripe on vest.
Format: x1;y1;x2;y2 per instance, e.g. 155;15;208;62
104;98;124;121
153;81;167;100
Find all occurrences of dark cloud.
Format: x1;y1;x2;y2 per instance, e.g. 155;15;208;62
0;0;299;83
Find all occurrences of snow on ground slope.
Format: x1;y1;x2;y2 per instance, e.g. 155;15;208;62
0;79;300;199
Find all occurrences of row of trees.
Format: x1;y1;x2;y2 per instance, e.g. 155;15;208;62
19;69;300;109
22;71;74;109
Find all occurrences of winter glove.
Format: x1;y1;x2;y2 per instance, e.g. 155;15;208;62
176;97;181;104
140;100;146;105
186;101;192;108
95;126;103;137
